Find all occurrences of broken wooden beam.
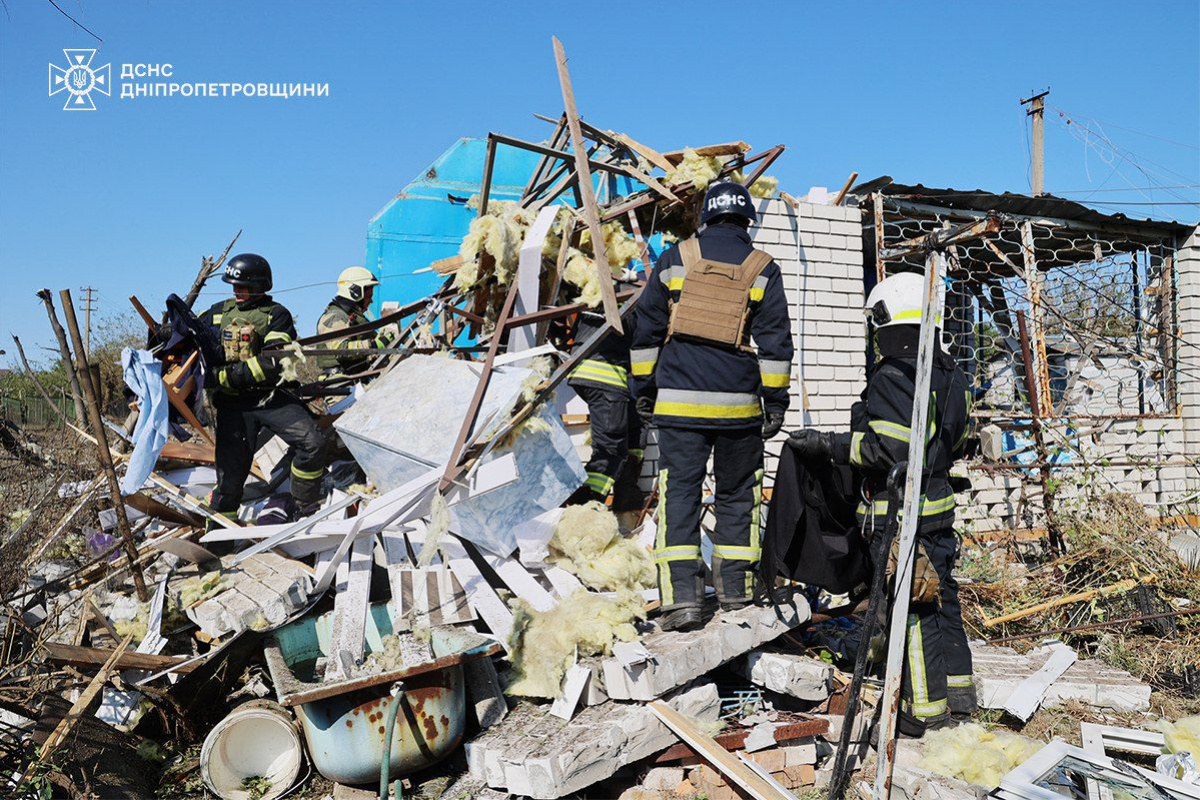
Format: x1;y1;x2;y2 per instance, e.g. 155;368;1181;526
42;642;200;675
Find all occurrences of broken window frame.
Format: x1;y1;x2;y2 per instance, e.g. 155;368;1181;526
995;740;1200;800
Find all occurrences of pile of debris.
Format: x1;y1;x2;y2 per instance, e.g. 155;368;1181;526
3;36;1199;800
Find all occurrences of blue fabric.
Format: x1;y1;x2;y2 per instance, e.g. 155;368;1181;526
120;348;169;495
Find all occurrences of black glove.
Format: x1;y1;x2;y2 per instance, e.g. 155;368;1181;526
635;395;655;424
761;411;785;440
786;429;832;461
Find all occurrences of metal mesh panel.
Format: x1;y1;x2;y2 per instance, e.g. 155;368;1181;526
874;202;1178;420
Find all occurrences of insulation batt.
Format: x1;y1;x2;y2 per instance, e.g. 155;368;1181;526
665;148;725;190
418;491;451;567
1159;715;1200;757
506;588;644;699
548;501;654;592
919;723;1041;788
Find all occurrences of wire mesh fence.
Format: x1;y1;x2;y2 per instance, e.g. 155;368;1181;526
874;202;1180;421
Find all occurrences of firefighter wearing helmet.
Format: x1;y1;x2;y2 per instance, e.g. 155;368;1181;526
786;270;975;736
630;181;795;632
198;254;328;526
314;266;398;380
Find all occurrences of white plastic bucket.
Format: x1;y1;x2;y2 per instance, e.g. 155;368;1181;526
201;699;304;800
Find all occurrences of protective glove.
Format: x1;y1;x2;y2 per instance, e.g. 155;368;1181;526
786;429;832;461
373;323;400;349
635;395;656;424
761;411;785;440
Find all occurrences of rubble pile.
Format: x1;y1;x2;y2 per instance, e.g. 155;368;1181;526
2;36;1198;800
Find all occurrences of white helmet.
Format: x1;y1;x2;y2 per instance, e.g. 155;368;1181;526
865;271;940;328
336;266;379;303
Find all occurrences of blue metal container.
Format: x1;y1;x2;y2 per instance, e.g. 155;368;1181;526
364;137;542;316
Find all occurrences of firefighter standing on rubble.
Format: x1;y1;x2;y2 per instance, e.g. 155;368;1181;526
631;181;794;632
315;266;399;382
565;287;646;523
787;271;974;736
200;254;328;526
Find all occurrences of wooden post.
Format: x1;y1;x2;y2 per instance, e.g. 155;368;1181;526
59;289;148;602
36;289;87;425
552;36;622;333
1017;310;1063;554
1021;89;1049;196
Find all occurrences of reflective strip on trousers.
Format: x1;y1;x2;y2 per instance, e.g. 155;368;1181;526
291;463;323;481
585;470;615;495
656;469;671;606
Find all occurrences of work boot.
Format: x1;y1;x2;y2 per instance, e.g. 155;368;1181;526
718;598;753;613
659;607;703;632
947;683;978;720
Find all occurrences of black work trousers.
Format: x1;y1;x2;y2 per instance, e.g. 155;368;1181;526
899;528;975;731
211;396;327;519
654;426;764;611
577;385;647;512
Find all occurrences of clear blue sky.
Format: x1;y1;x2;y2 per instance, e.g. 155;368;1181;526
2;0;1197;367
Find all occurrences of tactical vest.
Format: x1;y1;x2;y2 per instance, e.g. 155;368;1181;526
667;237;772;348
213;298;275;364
315;302;370;372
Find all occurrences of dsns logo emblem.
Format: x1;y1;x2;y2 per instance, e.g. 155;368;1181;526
48;49;111;111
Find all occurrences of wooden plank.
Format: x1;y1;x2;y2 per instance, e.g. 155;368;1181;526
552;36;622;333
42;642;200;675
648;701;791;800
440;534;514;642
662;141;750;164
613;132;674;173
325;532;375;681
37;633;133;760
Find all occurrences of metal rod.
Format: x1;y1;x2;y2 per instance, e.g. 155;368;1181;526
986;607;1200;645
59;289;148;602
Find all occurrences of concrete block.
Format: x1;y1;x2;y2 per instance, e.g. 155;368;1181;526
747;748;787;772
641;767;684;791
972;641;1151;712
735;650;832;701
591;596;811;703
783;740;818;766
780;764;816;788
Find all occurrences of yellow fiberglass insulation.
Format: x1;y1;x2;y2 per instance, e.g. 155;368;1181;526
417;491;450;567
665;148;725;191
456;201;536;289
1159;715;1200;756
919;723;1042;788
728;169;780;198
519;356;553;403
277;340;308;383
548;501;654;592
506;588;644;699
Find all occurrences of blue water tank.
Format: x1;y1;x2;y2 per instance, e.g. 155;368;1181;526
365;137;542;316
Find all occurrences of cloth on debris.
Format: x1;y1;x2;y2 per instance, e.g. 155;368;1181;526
120;348;170;495
919;722;1041;789
760;445;866;595
655;425;763;610
1160;715;1200;757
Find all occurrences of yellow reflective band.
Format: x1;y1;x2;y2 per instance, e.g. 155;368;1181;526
665;277;684;291
947;675;974;688
654;546;702;562
907;613;929;706
759;371;790;388
247;356;266;383
212;314;224;325
869;419;911;442
850;431;865;466
903;698;949;718
654;401;760;419
712;545;762;561
571;362;629;388
264;331;292;343
630;361;656;376
859;493;957;517
585;471;615;494
218;369;232;390
749;287;764;302
628;448;645;460
750;467;763;550
656;469;671;605
291;464;323;481
893;309;922;321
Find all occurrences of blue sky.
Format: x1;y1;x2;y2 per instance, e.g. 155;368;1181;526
2;0;1197;365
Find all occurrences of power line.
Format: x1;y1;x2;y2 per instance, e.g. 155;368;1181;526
1052;185;1199;194
1071;118;1200;152
45;0;102;44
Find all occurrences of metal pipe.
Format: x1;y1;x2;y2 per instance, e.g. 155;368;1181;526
986;607;1200;645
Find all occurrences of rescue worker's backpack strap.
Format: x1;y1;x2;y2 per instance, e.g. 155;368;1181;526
668;238;773;348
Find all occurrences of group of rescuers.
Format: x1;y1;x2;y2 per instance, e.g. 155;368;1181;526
198;180;974;737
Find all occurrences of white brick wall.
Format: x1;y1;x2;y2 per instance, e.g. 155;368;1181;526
1177;226;1200;455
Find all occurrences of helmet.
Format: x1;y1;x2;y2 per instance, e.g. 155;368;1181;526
700;181;757;226
222;253;273;292
865;272;941;328
336;266;379;303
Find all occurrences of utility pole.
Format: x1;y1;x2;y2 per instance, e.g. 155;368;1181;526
1021;88;1050;196
80;286;96;359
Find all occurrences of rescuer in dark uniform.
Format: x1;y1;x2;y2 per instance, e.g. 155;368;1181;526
199;254;328;526
315;266;398;382
565;293;646;521
632;181;794;632
787;271;974;735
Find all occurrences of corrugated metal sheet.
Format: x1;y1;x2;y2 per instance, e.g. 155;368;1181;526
851;176;1194;235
